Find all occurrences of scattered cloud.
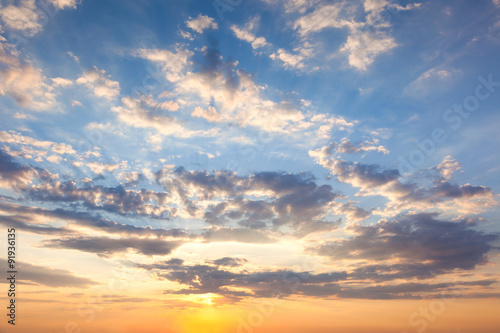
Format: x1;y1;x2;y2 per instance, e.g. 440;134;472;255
186;14;218;34
76;66;120;101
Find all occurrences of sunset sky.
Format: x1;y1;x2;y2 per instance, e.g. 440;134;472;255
1;0;500;332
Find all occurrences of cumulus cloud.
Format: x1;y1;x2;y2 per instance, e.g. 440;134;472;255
155;168;341;235
270;48;306;69
132;47;193;82
0;0;79;36
0;0;43;36
51;77;73;87
191;105;221;122
137;258;346;299
76;66;120;100
47;0;79;9
186;14;218;34
0;40;57;110
0;150;54;190
340;29;397;70
111;95;213;138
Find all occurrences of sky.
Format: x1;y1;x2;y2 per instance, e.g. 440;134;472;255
0;0;500;332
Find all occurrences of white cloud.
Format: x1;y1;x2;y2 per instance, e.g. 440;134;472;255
186;14;218;34
158;100;179;111
340;30;397;71
47;0;79;9
0;0;79;36
192;106;222;122
86;162;122;174
51;77;73;87
132;47;193;83
0;40;56;110
111;95;215;138
260;0;320;13
270;48;305;69
0;0;42;36
293;4;356;36
230;20;269;49
0;130;77;163
76;66;120;101
67;51;80;63
133;45;354;138
363;0;389;13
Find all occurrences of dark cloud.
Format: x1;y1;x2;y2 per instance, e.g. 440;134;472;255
0;150;52;190
136;257;496;300
0;201;191;239
0;258;99;288
210;257;247;267
314;213;498;280
4;152;343;238
42;236;184;257
26;182;172;219
431;182;492;199
156;168;341;235
137;258;347;299
0;214;75;235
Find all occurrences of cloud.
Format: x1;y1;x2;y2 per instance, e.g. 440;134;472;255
270;48;306;69
230;19;268;49
0;39;57;110
293;4;354;36
111;95;213;138
155;168;341;235
191;105;222;122
0;0;43;36
435;155;461;180
131;43;354;137
186;14;218;34
0;150;54;190
283;1;420;70
47;0;79;9
326;139;389;154
132;47;193;82
136;255;495;300
0;213;75;235
0;130;76;156
0;201;191;239
310;145;495;215
42;236;184;257
0;258;99;288
76;66;120;100
202;226;277;244
137;258;347;299
210;257;248;267
25;180;174;218
313;213;498;281
404;68;461;97
0;0;79;36
262;0;321;13
339;29;397;70
51;77;73;87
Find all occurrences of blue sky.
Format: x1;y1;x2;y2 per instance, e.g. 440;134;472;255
1;1;500;332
